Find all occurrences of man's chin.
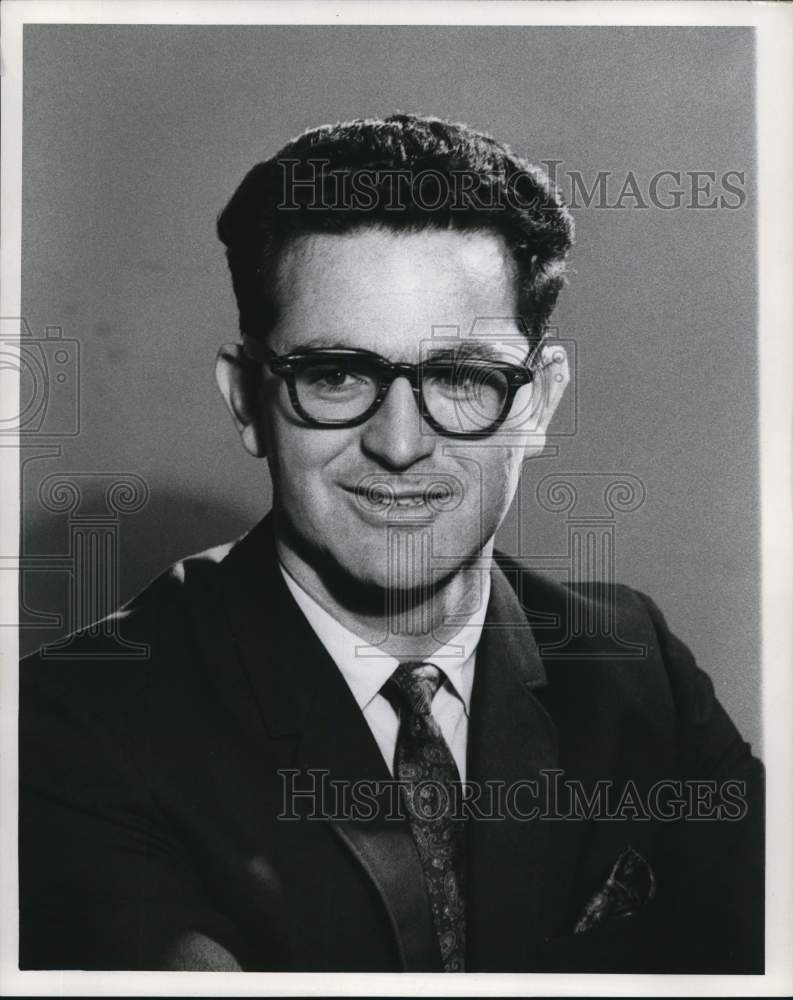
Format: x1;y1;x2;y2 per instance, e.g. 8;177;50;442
323;553;434;605
329;541;478;608
275;509;485;610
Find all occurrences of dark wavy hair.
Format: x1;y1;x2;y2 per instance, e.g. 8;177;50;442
217;113;574;349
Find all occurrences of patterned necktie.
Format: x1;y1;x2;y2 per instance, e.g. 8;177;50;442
383;661;466;972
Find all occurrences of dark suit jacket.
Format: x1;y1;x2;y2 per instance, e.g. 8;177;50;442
19;515;764;973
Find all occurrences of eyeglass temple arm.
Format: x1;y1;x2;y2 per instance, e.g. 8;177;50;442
241;335;276;363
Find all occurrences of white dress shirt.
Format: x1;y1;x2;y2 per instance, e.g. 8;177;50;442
280;566;491;783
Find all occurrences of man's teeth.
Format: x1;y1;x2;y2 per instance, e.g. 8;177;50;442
360;488;449;509
366;494;438;508
393;495;426;507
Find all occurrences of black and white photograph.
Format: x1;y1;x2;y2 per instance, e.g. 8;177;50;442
1;1;791;994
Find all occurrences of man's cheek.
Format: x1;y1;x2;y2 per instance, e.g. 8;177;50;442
476;456;523;529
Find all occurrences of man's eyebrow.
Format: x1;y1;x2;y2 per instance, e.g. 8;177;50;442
282;339;534;364
423;343;527;363
291;336;357;351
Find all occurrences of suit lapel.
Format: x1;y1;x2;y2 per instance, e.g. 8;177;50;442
466;562;559;971
217;516;440;971
217;517;561;971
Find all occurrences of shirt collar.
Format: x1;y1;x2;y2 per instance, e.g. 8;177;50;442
279;564;489;715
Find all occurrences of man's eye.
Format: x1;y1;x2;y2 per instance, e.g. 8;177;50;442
313;369;347;387
428;366;480;396
303;366;370;393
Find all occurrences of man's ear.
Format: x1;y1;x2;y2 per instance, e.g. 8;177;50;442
215;343;267;457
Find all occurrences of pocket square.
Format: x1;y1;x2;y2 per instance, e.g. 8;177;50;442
573;845;656;935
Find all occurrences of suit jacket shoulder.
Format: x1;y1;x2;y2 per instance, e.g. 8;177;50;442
494;550;760;772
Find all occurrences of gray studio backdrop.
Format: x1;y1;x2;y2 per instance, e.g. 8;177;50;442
19;26;760;751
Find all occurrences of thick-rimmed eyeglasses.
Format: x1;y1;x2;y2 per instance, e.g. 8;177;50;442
243;336;535;438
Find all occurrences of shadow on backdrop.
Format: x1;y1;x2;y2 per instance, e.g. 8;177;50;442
19;482;257;659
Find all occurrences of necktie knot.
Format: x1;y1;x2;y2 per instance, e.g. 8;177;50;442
385;661;443;717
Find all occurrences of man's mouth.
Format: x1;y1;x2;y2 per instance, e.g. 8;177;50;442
344;475;462;514
363;490;436;509
390;494;434;508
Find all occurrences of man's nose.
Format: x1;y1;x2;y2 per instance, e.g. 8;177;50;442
360;377;436;469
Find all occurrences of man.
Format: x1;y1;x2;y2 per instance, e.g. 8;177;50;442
20;114;763;973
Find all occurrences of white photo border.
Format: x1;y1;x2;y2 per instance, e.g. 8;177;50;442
1;1;791;996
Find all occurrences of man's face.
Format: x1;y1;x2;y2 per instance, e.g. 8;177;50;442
224;226;567;593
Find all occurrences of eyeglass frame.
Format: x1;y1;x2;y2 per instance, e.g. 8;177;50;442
242;334;537;439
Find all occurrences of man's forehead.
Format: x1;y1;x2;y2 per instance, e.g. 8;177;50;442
274;226;517;297
270;227;523;355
